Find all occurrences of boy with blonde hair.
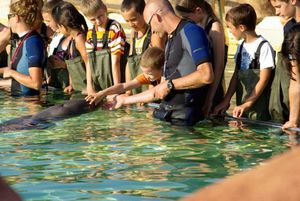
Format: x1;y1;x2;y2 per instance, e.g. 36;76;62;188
79;0;127;92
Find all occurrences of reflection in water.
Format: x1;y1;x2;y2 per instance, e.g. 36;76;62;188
0;90;296;201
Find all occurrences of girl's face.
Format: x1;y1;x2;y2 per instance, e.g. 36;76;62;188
42;12;58;32
87;7;108;28
122;8;146;32
141;66;161;81
270;0;296;20
226;21;243;40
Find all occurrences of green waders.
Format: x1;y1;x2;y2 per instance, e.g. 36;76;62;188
237;69;271;120
46;61;69;89
268;52;290;123
127;30;151;94
236;40;273;121
88;20;128;91
65;55;87;91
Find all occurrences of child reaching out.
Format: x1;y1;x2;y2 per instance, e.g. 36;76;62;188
213;3;275;120
86;47;164;105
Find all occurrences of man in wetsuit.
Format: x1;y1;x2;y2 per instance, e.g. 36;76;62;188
115;0;214;126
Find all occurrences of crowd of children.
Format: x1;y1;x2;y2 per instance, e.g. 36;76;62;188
0;0;300;129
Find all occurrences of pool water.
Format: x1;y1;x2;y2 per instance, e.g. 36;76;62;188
0;89;295;201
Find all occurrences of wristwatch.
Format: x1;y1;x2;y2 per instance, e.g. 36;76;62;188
167;79;174;91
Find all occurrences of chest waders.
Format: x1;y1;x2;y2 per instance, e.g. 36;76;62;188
88;20;129;91
236;40;273;121
46;36;69;89
128;29;151;94
65;38;87;91
268;52;290;123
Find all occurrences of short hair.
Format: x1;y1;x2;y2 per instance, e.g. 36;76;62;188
79;0;107;17
42;0;63;14
121;0;145;14
140;47;165;70
225;3;257;31
10;0;40;26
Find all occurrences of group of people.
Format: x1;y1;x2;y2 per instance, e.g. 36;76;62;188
0;0;300;129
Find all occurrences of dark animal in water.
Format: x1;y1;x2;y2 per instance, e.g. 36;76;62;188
0;99;96;132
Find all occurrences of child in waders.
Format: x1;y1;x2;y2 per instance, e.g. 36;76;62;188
79;0;127;92
52;1;92;94
42;0;71;89
86;47;164;106
268;0;297;123
213;3;275;120
121;0;166;95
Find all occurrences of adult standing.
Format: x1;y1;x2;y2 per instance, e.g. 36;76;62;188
115;0;214;126
2;0;46;96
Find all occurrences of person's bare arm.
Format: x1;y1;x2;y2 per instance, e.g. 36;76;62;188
203;21;226;115
4;67;42;90
75;34;96;94
111;53;122;84
154;62;214;100
86;79;141;105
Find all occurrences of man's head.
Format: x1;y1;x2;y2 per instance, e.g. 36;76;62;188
121;0;146;32
269;0;296;19
140;47;164;81
143;0;174;34
225;3;257;40
80;0;108;28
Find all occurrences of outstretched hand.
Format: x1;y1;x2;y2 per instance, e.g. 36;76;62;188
211;101;230;116
85;92;104;106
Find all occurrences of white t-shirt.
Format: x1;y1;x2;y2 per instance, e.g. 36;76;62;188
48;32;64;56
235;36;275;70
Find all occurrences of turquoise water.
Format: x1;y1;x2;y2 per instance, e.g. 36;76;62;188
0;88;294;201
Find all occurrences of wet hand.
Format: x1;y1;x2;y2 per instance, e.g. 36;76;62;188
232;105;245;118
282;121;299;135
64;85;73;94
154;81;170;100
112;94;127;109
85;92;104;105
211;101;229;115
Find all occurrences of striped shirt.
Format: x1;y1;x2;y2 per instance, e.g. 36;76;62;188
85;20;126;55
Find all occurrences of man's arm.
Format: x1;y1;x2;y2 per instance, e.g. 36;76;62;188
154;62;214;100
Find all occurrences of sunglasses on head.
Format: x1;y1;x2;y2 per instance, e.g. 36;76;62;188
7;13;16;20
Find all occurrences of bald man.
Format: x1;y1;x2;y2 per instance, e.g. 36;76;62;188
115;0;213;126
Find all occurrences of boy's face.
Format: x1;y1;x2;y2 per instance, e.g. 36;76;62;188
226;21;243;40
122;8;146;32
141;66;161;81
270;0;295;19
42;12;58;32
86;7;108;28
